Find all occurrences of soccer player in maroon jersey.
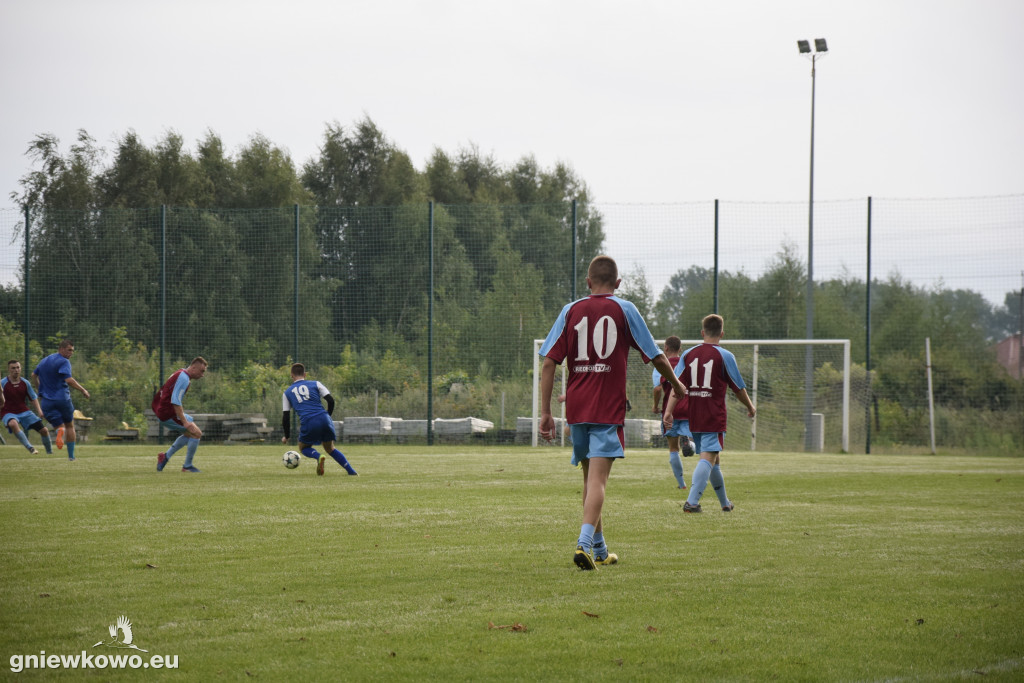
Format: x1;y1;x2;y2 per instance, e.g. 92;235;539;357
652;335;695;489
539;255;685;570
3;360;53;454
152;357;207;473
664;314;756;512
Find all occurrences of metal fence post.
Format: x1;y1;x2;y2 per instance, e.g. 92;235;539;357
571;199;577;301
427;201;434;446
159;205;167;443
23;206;31;370
714;199;720;314
865;196;872;454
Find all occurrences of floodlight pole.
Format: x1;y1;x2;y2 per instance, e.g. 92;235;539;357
799;38;827;451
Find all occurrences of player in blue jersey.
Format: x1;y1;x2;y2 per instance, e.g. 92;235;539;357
152;357;207;473
32;340;90;461
3;359;53;455
281;363;357;476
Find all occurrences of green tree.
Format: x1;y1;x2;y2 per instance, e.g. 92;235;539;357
618;264;654;319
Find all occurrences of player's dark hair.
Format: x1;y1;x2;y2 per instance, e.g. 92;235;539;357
190;356;208;368
7;359;19;367
58;339;74;351
588;255;618;286
291;362;305;376
664;336;681;353
702;314;724;338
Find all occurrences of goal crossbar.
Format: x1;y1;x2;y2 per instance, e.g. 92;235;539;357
531;339;851;452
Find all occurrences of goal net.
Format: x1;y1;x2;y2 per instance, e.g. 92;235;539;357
532;339;860;453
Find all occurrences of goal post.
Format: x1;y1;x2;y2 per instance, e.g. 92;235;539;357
532;339;853;453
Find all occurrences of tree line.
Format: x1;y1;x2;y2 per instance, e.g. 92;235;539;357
2;117;1020;451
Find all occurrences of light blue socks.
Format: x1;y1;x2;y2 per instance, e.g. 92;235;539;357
668;451;686;488
165;434;190;459
709;464;730;507
578;523;596;551
15;430;33;451
687;459;713;506
182;438;200;468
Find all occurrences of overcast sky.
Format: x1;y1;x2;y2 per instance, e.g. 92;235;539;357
2;1;1022;305
2;0;1022;204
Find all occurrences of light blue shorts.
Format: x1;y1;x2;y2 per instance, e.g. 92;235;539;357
569;424;625;467
664;419;692;439
159;414;194;435
3;410;43;432
692;431;725;454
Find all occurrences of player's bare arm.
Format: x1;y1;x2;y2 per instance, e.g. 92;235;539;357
175;404;202;438
663;392;678;432
735;387;756;418
65;377;90;400
538;356;557;441
652;385;662;413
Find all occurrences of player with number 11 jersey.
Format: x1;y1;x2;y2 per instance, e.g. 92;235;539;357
677;342;747;434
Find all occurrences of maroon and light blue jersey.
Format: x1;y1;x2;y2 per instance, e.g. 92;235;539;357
540;293;661;425
678;343;746;433
151;369;193;423
1;377;37;416
653;356;688;419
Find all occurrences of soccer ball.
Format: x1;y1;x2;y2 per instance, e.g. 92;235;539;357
283;450;301;469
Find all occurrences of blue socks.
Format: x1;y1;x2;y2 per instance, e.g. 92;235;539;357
182;438;200;468
668;451;686;488
577;523;596;551
15;430;33;451
298;447;356;474
41;432;53;454
709;464;730;507
687;459;713;506
330;448;357;474
66;441;76;460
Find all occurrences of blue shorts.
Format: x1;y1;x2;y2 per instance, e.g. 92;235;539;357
298;412;337;446
664;419;692;439
40;397;74;428
159;414;194;435
692;431;725;454
569;424;625;467
3;411;43;432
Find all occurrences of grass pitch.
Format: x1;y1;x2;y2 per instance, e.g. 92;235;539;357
1;444;1022;681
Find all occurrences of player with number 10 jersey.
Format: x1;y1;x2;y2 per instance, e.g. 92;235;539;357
540;293;661;426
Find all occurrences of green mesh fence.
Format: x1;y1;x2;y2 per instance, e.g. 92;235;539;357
0;197;1021;452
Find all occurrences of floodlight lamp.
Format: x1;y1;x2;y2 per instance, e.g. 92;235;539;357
797;40;811;54
815;38;828;52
